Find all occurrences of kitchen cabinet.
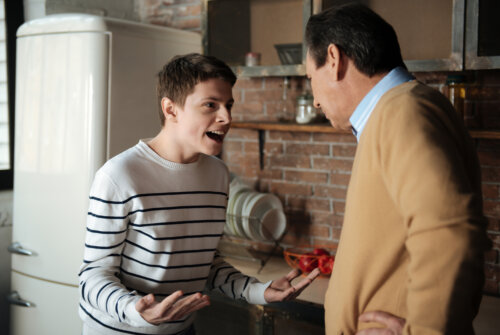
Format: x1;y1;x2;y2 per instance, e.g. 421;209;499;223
320;0;465;72
194;291;325;335
465;0;500;69
202;0;311;77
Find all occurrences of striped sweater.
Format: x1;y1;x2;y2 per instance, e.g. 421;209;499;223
79;140;270;335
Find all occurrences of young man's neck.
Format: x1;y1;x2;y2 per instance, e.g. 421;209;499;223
147;129;200;164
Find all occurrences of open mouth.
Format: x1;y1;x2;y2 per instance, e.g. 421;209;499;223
206;130;225;143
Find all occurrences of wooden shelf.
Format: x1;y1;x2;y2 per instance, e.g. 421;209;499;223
231;121;500;139
231;121;350;134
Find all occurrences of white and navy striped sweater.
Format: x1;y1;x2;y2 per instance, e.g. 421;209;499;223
79;140;270;335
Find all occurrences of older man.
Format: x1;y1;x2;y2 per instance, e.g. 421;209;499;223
305;3;490;335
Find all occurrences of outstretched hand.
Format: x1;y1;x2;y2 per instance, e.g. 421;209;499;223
264;268;321;303
136;291;210;325
356;311;406;335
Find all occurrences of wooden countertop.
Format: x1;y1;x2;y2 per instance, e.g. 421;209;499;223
224;255;329;306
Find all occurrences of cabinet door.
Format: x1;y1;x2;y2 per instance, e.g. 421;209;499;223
321;0;465;72
465;0;500;69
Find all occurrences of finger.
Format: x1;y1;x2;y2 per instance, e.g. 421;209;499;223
158;290;184;311
292;268;321;292
285;268;301;281
359;311;402;325
356;328;394;335
266;286;296;302
135;294;155;313
169;294;210;320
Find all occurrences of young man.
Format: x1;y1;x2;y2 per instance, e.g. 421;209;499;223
79;53;319;335
305;4;490;335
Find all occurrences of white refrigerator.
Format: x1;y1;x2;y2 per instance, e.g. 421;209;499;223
8;14;201;335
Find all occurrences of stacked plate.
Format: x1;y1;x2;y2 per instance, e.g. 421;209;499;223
225;179;287;242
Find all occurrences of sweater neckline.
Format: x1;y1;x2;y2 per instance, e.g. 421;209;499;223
137;139;205;170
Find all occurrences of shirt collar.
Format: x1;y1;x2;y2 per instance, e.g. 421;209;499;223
349;67;414;141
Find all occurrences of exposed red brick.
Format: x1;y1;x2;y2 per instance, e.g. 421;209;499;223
268;131;311;142
485;249;498;264
315;185;347;199
484;264;499;279
287;196;330;212
284;170;328;184
232;102;264;117
257;169;282;180
269;155;311;169
234;78;264;90
487;217;500;231
313;157;354;172
286;143;330;156
482;166;500;183
243;141;259;154
264;142;284;155
478;150;500;166
223;141;243;153
332;144;357;158
310;238;339;252
270;181;312;196
307;224;331;238
280;231;312;247
330;172;352;187
313;132;357;143
309;211;336;225
227;128;259;140
483;184;500;199
333;201;346;214
484;200;500;216
245;89;283;102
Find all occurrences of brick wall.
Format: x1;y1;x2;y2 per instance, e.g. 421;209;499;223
222;73;500;296
137;1;500;297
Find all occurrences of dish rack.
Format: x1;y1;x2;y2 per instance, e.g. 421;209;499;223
224;212;286;273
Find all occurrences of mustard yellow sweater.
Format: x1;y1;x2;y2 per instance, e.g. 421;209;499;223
325;81;490;335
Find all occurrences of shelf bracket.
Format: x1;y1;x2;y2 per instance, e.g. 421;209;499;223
258;129;265;170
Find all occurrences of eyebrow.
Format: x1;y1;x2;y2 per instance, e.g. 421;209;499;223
203;96;234;103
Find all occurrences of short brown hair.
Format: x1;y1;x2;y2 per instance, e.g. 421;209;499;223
156;53;237;125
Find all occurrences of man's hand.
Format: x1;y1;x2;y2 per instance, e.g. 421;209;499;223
135;291;210;325
264;268;321;303
356;311;406;335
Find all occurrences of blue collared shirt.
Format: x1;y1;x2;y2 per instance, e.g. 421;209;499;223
349;67;414;141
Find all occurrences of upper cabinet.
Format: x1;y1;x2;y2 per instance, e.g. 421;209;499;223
202;0;500;77
202;0;309;77
465;0;500;69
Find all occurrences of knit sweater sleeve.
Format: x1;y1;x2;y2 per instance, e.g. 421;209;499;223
206;252;271;305
78;170;151;327
376;89;489;334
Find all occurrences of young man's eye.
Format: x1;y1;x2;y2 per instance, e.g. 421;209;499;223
205;102;216;108
226;103;233;111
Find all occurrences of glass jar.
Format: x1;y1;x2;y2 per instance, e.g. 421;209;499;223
445;74;466;120
295;92;318;124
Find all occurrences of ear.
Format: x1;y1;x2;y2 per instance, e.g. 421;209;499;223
161;97;177;122
326;44;342;81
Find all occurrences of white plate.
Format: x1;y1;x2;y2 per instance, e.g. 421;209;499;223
232;190;254;238
259;208;287;241
246;193;285;241
225;183;251;236
242;193;265;240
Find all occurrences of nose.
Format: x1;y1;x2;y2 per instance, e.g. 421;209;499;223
217;106;232;124
313;98;320;109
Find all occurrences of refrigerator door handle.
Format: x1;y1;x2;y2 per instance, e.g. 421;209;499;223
7;291;35;307
8;242;36;256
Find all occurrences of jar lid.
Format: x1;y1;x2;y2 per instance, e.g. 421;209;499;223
446;74;465;84
296;92;314;104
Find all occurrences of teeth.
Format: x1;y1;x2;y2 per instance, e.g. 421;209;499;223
208;130;225;135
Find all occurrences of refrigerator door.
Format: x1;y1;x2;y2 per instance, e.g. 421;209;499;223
11;30;109;285
105;19;202;157
10;271;81;335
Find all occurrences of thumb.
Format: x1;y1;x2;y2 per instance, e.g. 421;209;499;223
135;294;155;312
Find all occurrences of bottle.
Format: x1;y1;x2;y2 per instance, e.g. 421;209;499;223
295;81;320;124
445;74;466;120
